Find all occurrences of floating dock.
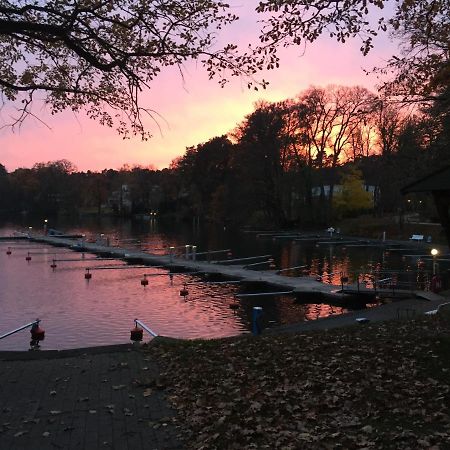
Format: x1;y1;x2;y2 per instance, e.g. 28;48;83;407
9;233;443;305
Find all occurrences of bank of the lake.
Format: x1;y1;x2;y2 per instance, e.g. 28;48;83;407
2;304;450;450
148;312;450;449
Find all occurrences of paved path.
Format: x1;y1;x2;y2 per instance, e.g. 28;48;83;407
265;292;450;334
0;345;182;450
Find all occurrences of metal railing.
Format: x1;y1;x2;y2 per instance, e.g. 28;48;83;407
134;319;158;337
0;319;41;340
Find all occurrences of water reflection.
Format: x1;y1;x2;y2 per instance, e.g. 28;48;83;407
1;219;447;350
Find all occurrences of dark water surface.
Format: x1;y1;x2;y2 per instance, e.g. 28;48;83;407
0;217;438;350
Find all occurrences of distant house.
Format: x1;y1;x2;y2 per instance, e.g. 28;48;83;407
311;167;379;206
311;183;378;198
108;184;132;215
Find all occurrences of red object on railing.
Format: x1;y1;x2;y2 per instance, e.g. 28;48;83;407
130;326;143;342
30;324;45;341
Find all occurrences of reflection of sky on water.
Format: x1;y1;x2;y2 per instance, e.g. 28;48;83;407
0;221;446;350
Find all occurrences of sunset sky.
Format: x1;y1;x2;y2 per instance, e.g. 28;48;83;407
0;3;396;173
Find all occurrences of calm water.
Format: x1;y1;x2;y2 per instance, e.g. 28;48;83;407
0;218;440;350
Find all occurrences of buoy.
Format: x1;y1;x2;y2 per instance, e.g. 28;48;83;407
26;253;31;261
179;283;189;296
30;323;45;341
85;269;92;280
141;275;148;286
130;326;143;342
6;247;11;255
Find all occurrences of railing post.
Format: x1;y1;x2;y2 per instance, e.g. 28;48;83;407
252;307;263;335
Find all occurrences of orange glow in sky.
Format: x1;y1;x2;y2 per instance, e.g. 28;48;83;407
0;6;394;172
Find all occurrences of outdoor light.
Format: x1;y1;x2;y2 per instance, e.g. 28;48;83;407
44;219;48;223
431;248;439;275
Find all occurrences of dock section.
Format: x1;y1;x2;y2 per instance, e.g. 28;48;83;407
21;234;446;304
28;234;338;296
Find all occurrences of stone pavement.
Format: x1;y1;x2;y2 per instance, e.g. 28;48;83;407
0;344;183;450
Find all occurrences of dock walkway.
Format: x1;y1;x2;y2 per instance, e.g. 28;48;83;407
23;234;447;303
29;234;341;298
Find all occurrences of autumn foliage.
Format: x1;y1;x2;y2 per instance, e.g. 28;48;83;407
149;314;450;449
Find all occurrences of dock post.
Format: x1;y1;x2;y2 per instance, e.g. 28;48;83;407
252;307;263;335
192;245;197;261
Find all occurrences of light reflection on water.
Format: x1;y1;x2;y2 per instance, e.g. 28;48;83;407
0;243;248;350
0;238;349;351
0;220;442;350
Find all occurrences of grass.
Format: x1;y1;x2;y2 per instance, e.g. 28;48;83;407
146;315;450;449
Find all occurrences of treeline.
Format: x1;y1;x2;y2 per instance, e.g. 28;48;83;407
1;84;448;227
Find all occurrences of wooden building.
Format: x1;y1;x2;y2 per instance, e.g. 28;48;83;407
402;165;450;248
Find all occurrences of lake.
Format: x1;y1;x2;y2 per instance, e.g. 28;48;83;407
0;217;438;350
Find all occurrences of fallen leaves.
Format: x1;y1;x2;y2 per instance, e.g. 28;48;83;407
143;388;153;397
147;314;450;449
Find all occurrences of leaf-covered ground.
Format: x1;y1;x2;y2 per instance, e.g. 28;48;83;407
147;314;450;449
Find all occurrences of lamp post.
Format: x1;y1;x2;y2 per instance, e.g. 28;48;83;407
43;219;48;235
431;248;438;275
